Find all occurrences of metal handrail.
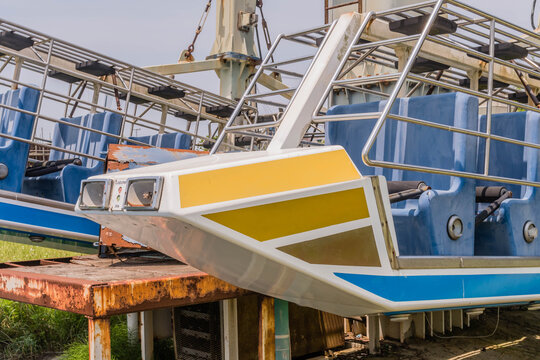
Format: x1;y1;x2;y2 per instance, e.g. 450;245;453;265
210;20;338;154
0;18;251;162
301;0;540;188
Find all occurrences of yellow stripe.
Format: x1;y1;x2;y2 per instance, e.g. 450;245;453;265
204;188;369;241
178;149;360;208
278;226;380;267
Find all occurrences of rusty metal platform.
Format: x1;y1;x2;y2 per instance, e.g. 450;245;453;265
0;254;249;318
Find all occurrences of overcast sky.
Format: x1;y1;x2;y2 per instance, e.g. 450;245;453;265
0;0;538;92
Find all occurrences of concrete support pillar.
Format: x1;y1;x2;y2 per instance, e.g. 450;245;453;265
258;296;276;360
222;299;239;360
88;317;111;360
127;312;140;346
412;313;425;339
159;104;168;134
141;310;154;360
467;70;482;92
91;82;101;114
11;57;22;90
367;314;380;354
431;311;445;334
452;309;464;330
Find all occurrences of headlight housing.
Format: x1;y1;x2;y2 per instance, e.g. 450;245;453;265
79;179;112;210
123;176;163;211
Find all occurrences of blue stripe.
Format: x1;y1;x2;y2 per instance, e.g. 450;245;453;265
335;272;540;302
0;201;99;236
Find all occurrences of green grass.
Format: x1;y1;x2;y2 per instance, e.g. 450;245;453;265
0;242;175;359
0;299;87;360
0;241;86;359
60;318;141;360
0;241;82;262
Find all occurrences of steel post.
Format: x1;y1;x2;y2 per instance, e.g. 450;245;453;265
88;317;111;360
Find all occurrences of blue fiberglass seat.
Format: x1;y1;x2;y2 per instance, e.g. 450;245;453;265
0;87;40;192
326;92;479;256
129;132;191;150
391;93;478;256
22;112;122;204
475;111;540;256
325;100;400;180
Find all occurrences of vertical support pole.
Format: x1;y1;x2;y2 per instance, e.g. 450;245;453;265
127;312;140;347
467;70;481;92
394;47;411;98
141;310;154;360
445;310;453;332
452;309;464;330
428;312;434;337
413;313;425;339
91;82;101;114
159;104;168;134
88;317;111;360
258;296;276;360
483;19;496;176
324;0;329;24
274;299;291;360
11;57;22;90
222;299;239;360
367;314;380;354
432;311;445;334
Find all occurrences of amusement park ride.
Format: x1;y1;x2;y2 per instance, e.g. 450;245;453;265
2;0;540;358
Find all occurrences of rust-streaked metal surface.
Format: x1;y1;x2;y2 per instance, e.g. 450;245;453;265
101;144;205;249
89;317;111;360
0;255;249;317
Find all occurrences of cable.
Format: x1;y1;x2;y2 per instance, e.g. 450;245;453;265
425;307;500;339
532;0;538;30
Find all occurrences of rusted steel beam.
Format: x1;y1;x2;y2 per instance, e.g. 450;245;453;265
88;317;111;360
92;273;248;317
0;268;95;315
0;258;249;317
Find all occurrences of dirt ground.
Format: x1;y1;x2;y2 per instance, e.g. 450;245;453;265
335;307;540;360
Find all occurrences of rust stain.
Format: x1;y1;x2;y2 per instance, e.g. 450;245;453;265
92;274;249;317
0;269;95;315
102;144;207;249
88;317;111;360
0;263;249;317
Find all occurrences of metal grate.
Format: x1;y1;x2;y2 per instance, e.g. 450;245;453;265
173;302;222;360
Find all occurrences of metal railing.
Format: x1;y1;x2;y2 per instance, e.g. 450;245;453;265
210;23;335;154
0;18;251;162
211;0;540;188
306;0;540;188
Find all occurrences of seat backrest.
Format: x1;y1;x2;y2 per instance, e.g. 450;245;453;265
129;132;192;150
325;100;400;178
49;112;123;168
395;92;479;190
0;87;40;147
477;111;540;198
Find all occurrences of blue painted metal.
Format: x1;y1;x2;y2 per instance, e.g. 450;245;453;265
326;93;479;256
475;111;540;256
335;272;540;302
274;299;291;360
129;132;191;150
0;87;40;192
22;112;122;203
0;200;98;236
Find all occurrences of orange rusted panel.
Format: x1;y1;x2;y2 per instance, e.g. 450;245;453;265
101;144;206;249
0;256;249;317
92;273;248;317
0;268;95;315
